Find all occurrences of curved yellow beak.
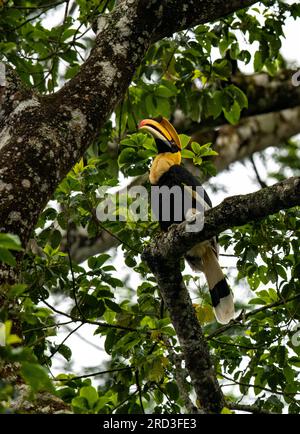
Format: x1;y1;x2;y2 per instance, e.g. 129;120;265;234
138;117;181;150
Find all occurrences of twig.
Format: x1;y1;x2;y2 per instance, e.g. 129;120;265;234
67;224;85;319
54;366;133;381
135;370;145;414
207;294;300;339
112;390;138;413
23;320;74;334
227;402;277;414
49;322;83;359
163;337;199;413
11;1;66;10
219;372;299;398
42;299;148;333
64;324;105;351
250;155;268;188
90;207;142;255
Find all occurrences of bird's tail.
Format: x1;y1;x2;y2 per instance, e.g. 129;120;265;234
186;243;234;324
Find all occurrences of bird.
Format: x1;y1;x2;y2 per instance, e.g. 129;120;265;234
138;116;234;324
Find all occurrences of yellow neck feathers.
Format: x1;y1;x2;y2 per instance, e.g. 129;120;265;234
149;152;181;185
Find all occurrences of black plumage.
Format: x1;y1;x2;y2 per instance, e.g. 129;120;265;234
139;116;234;324
154;164;212;231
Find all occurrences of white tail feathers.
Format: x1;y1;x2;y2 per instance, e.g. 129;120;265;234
213;293;235;324
186;242;235;324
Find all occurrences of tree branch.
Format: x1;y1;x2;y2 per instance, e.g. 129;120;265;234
142;176;300;413
227;402;277;414
151;0;257;42
143;176;300;261
207;293;300;340
141;253;225;413
187;106;300;178
233;69;300;117
220;372;298;399
0;64;35;126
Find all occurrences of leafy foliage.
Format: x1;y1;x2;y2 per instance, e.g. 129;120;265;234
1;0;300;415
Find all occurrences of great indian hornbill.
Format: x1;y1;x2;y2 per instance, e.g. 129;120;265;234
138;116;234;324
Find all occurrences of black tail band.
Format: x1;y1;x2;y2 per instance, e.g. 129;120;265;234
210;279;231;308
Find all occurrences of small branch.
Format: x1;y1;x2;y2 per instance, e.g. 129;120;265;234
152;0;257;42
64;324;105;351
250;155;267;188
219;372;298;399
144;177;300;262
154;383;179;413
112;390;138;413
207;294;300;339
227;402;277;415
23;320;74;334
42;299;148;333
54;366;133;381
49;323;83;359
11;1;66;10
66;225;85;319
135;370;145;414
163;337;199;414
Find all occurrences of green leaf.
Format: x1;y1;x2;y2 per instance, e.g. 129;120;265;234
223;100;241;125
178;134;191;149
65;64;80;79
80;386;99;409
206;91;223;119
221;407;234;414
114;332;142;352
181;149;195;159
105;299;122;313
7;283;27;298
104;330;117;354
147;358;165;382
72;396;88;411
51;229;62;249
20;362;54;392
254;51;263;71
157;97;171;117
88;254;110;269
193;156;203;166
191;142;201;154
155;85;176;98
145;94;157;117
212;58;232;79
0;233;22;251
0;248;16;266
238;50;251;64
165;382;179;400
118;148;136;167
57;344;72;361
228;85;248;109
